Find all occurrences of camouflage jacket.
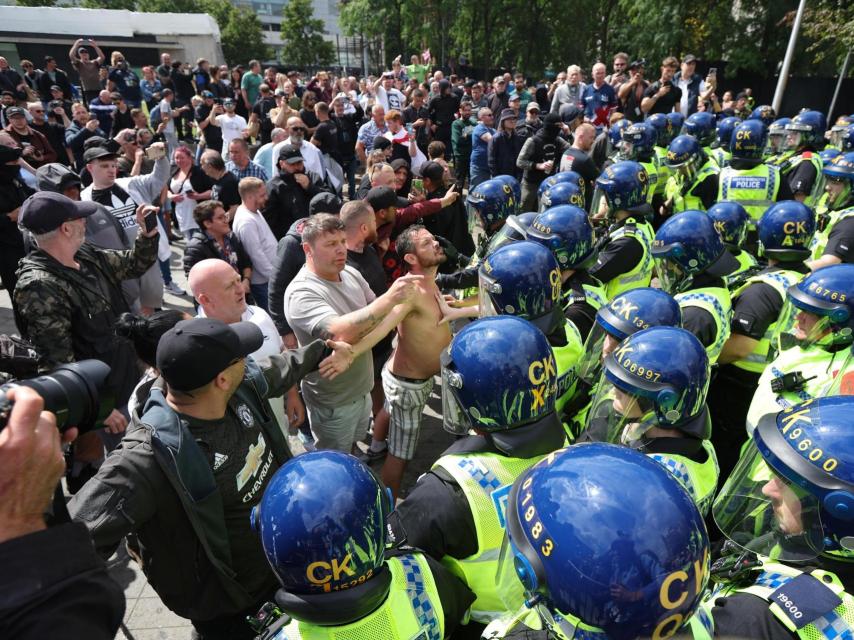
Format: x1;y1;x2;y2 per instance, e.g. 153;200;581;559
13;233;157;401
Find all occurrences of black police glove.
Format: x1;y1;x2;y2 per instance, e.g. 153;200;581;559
435;235;461;264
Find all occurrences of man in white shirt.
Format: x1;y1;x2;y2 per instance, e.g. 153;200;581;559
675;54;705;117
254;127;288;180
373;72;406;112
272;116;325;181
210;97;248;158
232;177;278;311
188;258;307;441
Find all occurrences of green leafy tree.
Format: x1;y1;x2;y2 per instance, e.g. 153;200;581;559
804;0;854;69
280;0;336;68
79;0;137;9
15;0;58;6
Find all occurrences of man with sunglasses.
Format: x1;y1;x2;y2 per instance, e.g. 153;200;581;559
272;116;324;183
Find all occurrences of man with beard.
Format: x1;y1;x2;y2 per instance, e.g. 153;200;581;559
263;143;324;239
273;116;324;182
377;224;450;498
516;112;570;210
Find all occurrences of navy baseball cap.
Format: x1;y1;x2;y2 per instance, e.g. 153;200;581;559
156;318;263;391
19;191;98;234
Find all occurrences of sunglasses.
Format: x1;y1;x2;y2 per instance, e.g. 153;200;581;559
290;126;306;132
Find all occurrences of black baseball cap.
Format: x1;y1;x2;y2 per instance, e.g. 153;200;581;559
372;135;392;151
309;192;343;215
278;143;303;164
19;191;98;234
420;161;445;183
5;106;26;118
682;54;697;64
83;146;118;163
366;186;398;211
156;318;263;392
36;163;82;193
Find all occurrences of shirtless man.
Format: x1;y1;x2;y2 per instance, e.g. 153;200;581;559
381;225;450;497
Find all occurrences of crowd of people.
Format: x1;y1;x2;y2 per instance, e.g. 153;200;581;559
3;34;854;640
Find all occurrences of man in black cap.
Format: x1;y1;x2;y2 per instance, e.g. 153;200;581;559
516;112;570;210
4;106;56;168
488;108;524;179
427;79;460;159
618;59;649;122
14;192;158;438
68;317;354;640
262;143;325;240
0;139;30;303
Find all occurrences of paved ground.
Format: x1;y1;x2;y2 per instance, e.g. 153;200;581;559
0;240;456;639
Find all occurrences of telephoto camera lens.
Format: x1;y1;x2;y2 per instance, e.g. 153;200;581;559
0;360;114;434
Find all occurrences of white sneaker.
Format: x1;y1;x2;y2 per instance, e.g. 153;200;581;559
165;281;186;296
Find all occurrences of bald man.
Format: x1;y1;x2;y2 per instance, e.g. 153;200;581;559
272;116;325;180
559;122;600;209
188;258;307;436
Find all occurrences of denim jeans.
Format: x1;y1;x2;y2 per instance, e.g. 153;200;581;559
250;282;269;312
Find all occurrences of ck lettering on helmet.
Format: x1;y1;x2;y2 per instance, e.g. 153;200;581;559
782;221;808;234
652;547;710;640
614;342;663;381
306;553;369;592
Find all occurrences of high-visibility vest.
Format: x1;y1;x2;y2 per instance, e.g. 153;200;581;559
810;206;854;262
675;286;733;364
601;217;654;300
663;159;719;212
648;439;719;516
718;163;781;223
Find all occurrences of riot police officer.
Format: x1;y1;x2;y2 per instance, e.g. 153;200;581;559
710;115;741;168
828;120;854;153
588;160;655;298
710;201;815;479
780;110;827;207
808;152;854;270
646;112;676;191
683;111;717;161
537;170;585;207
619;122;661;207
708;396;854;639
662;134;720;214
390;316;566;631
745;264;854;434
439;177;519;292
718;120;794;225
526;204;606;342
478;241;580;412
482;210;538;256
749;104;777;126
538;180;585;212
765;117;792;163
486;443;711;639
582;326;719;514
706;201;758;286
652;210;738;364
566;287;683;440
251;450;475;639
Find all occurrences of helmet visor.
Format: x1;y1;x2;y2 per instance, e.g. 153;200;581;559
767;131;787;155
478;272;503;318
440;353;471;436
485;215;529;255
785;130;805;152
590;185;611;223
767;298;841;360
619;139;635;159
712;439;824;562
586;375;657;445
576;322;622;386
653;257;687;294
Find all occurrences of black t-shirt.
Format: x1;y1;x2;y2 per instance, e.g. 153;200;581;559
402;104;430;151
211;172;240;210
30;121;67;164
787;155;818;197
347;246;388;297
184;410;279;598
195;103;223;151
691;172;719;210
589;234;645;284
170;70;195;101
643;81;682;115
824;216;854;262
559;147;599;208
313;119;340;162
428;94;461;130
252;96;278;145
299;108;319;131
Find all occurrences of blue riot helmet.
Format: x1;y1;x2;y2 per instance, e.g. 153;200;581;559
538;181;585;212
822;152;854;210
479;241;565;336
757;201;815;262
770;264;854;355
577;288;683;387
484;211;539;255
587;327;711;444
652;210;740;294
646;112;675;147
748;104;776;126
664;134;703;183
527;205;596;270
784;109;827;151
494;174;522;206
730;119;768;161
666;112;685;135
538;170;586;201
440;316;565;454
496;443;710;639
820;147;843;166
466;177;518;231
706;201;751;252
591;160;649;221
829;120;854;152
620;122;656;161
767;117;792;155
608;118;631;147
714;396;854;562
252;451;392;622
713;116;741;150
682;112;716;147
